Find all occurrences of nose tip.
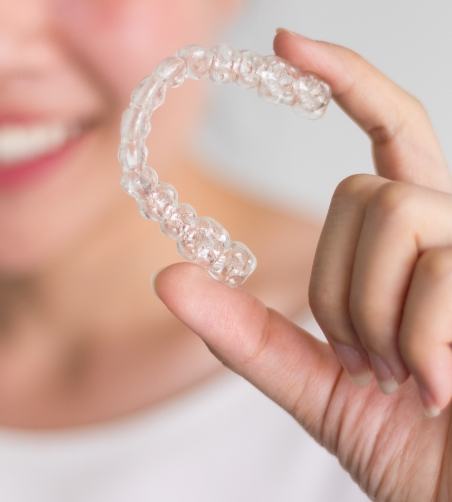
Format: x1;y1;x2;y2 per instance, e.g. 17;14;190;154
0;35;24;77
0;0;55;69
0;21;60;84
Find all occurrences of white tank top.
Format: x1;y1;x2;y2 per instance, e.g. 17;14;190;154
0;310;368;501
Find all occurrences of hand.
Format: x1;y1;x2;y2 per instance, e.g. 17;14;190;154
153;29;452;501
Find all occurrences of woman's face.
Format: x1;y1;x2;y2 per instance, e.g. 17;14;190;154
0;0;238;273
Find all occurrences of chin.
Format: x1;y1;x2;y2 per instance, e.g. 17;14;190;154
0;199;95;276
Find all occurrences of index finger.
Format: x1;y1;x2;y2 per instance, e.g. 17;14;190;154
153;261;349;439
274;29;452;192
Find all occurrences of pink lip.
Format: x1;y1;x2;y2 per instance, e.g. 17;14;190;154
0;127;87;191
0;113;61;126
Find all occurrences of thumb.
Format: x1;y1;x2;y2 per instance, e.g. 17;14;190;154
273;29;452;192
153;262;343;436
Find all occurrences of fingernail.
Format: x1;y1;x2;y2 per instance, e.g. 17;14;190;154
419;385;441;418
331;342;372;387
275;27;310;40
368;352;399;395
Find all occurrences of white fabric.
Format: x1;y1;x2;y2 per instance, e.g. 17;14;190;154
0;310;368;501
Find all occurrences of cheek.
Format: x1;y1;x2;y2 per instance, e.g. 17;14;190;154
0;128;122;273
54;0;218;103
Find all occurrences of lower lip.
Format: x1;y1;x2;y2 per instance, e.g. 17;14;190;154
0;132;87;190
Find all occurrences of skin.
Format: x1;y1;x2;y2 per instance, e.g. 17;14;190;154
1;0;451;498
154;30;452;501
0;0;317;428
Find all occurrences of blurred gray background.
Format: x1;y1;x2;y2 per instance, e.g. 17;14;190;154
196;0;452;216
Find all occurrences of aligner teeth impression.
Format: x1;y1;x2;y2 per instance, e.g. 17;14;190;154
118;44;332;288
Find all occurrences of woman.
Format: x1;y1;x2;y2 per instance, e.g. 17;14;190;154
0;1;450;501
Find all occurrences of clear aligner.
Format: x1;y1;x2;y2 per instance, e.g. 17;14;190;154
118;44;332;288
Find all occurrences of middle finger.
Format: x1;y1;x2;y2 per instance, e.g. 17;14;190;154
309;173;387;385
349;180;452;392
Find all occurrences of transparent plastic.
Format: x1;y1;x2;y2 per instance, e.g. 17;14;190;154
118;43;332;288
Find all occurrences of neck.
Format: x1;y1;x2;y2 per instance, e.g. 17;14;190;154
0;153;229;429
14;152;218;331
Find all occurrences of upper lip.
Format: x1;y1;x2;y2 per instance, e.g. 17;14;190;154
0;113;80;125
0;106;103;125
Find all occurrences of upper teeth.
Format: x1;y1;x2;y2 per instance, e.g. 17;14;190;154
0;123;80;164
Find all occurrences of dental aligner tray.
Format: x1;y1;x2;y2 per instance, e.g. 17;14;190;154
118;44;331;287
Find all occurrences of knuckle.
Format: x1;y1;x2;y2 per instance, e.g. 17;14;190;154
204;341;230;368
308;280;334;315
349;300;389;353
417;247;452;281
321;41;364;64
308;282;339;331
341;45;366;65
366;181;415;225
398;330;424;368
309;283;356;346
332;173;377;201
406;92;428;117
239;303;272;367
361;334;388;355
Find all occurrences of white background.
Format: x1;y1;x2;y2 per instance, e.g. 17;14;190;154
197;0;452;215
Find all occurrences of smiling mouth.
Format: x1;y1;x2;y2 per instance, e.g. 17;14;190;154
0;119;96;189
